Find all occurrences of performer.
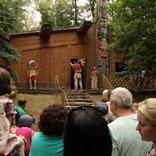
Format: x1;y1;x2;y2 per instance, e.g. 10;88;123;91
71;60;83;90
28;60;38;90
91;66;98;90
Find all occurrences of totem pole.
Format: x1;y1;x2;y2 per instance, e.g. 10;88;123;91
96;0;109;88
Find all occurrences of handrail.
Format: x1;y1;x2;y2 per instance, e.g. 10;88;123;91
55;74;71;109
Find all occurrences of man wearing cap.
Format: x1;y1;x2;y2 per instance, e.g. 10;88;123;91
108;87;152;156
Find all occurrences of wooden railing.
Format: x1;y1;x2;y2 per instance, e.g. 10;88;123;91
55;74;71;109
102;75;136;90
102;73;155;91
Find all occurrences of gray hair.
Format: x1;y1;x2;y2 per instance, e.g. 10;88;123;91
110;87;133;108
138;98;156;124
102;89;108;96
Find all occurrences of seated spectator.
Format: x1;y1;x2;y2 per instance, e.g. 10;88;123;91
136;98;156;156
132;102;139;112
30;104;67;156
15;99;27;123
102;89;111;102
0;67;25;156
16;115;35;156
108;87;152;156
95;101;108;116
9;91;16;103
102;89;115;123
64;105;112;156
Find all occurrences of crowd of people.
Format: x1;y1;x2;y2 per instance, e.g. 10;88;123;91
0;66;156;156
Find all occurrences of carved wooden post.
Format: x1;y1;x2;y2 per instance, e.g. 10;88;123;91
96;0;109;89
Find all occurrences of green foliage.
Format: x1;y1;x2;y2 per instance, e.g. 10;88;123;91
35;0;95;28
2;0;38;32
0;38;20;64
107;0;156;75
0;1;20;79
86;0;97;21
35;0;75;28
0;3;16;34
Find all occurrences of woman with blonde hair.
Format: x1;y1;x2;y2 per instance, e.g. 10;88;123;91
136;98;156;156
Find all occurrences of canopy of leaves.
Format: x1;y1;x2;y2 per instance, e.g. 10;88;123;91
107;0;156;75
35;0;94;29
35;0;76;28
0;1;20;77
86;0;97;20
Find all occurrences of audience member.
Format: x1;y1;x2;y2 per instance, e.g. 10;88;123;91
0;67;25;156
64;105;112;156
95;101;108;116
9;91;17;104
102;89;115;123
136;98;156;156
102;89;111;102
30;104;67;156
16;115;35;156
132;102;139;112
15;99;27;123
108;87;152;156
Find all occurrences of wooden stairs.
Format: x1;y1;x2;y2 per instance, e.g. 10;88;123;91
64;90;94;109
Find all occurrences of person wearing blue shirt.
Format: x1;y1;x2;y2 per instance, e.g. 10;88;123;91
30;104;67;156
108;87;152;156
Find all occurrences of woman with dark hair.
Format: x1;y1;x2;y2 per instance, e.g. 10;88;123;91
0;67;12;95
30;104;67;156
64;105;112;156
0;67;25;156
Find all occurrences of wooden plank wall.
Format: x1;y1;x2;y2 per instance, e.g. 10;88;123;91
85;23;97;87
10;29;89;89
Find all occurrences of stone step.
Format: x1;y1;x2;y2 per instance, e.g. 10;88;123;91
64;89;94;108
66;95;90;98
65;102;93;106
66;92;89;95
65;99;92;102
65;98;92;102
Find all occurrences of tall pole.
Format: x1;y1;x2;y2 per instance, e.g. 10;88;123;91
96;0;109;89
